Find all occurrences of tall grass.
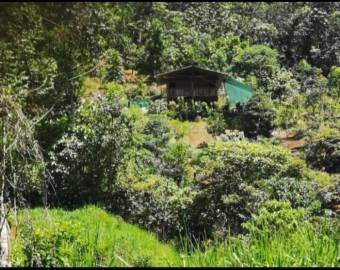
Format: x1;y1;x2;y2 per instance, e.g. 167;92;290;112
179;223;339;267
10;206;339;267
10;206;180;267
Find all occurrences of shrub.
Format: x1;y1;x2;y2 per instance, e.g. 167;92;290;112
218;130;245;142
104;82;128;98
100;49;125;83
148;99;168;114
143;117;171;150
167;119;192;139
111;173;194;240
162;143;191;186
242;200;306;236
224;93;275;138
315;183;340;216
261;177;318;209
274;94;305;130
232;45;279;88
12;217;79;267
108;122;194;239
268;68;300;101
170;97;214;121
305;129;340;173
207;111;229;135
47;97;133;207
188;141;304;238
328;66;340;99
303;168;335;187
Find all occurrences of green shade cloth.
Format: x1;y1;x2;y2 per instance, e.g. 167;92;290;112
129;98;151;108
224;77;254;109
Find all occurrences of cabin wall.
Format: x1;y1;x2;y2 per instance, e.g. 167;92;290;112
166;78;220;102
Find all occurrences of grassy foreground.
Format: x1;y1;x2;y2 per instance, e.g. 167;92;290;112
180;226;339;267
10;206;180;267
10;206;339;267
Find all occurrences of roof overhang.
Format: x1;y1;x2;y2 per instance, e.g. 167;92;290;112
155;65;228;83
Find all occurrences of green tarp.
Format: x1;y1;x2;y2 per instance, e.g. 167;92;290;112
224;77;254;109
129;98;151;108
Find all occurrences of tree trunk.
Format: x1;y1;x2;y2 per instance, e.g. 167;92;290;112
0;124;10;267
0;213;10;267
0;178;10;267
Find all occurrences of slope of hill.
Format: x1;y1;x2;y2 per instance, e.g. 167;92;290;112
10;206;180;267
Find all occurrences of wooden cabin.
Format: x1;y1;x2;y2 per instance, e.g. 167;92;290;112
155;65;228;102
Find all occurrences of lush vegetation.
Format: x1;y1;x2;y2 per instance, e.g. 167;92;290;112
10;206;180;267
10;204;339;267
1;2;339;267
181;201;339;267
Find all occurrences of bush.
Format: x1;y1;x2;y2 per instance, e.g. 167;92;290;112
303;168;336;187
268;68;300;101
207;111;229;135
315;183;340;216
232;45;279;88
148;99;168;114
162;143;191;186
261;177;318;209
328;66;340;99
143;117;171;151
111;175;194;240
274;93;305;130
169;97;214;121
224;93;275;138
242;200;306;236
218;130;245;142
188;141;305;238
305;129;340;173
107;119;194;239
100;49;125;83
47;97;133;207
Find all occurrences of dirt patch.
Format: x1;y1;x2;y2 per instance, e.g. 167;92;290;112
272;128;299;139
273;128;307;153
281;139;306;150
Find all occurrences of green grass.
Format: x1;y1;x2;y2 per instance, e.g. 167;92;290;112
180;223;339;267
10;206;180;267
10;206;339;267
167;118;193;137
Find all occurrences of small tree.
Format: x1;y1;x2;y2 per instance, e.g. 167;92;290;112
232;45;279;89
0;91;48;266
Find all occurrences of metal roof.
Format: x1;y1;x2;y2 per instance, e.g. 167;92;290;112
154;65;228;79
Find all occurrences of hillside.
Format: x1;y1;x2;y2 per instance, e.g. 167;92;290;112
1;2;339;268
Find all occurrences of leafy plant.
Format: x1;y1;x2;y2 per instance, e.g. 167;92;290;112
188;141;305;238
224;93;275;138
305;128;340;173
243;200;306;236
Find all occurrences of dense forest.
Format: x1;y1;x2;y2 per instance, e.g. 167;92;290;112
0;2;339;267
